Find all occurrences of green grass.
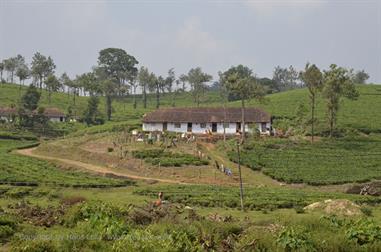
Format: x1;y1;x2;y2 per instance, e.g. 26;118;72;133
133;184;381;210
0;139;132;187
227;135;381;185
242;84;381;133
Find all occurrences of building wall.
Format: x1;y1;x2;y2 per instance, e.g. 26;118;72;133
143;121;271;134
49;117;65;122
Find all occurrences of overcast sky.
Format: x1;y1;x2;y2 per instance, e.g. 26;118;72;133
1;0;380;83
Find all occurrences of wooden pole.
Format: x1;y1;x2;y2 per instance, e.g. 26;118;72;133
237;141;244;211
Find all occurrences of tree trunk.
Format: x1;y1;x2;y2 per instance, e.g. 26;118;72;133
237;142;244;211
106;95;112;121
48;89;51;104
143;85;147;109
329;108;334;138
241;99;246;143
133;86;137;109
311;94;315;143
156;84;160;109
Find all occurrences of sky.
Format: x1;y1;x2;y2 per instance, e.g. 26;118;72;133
0;0;380;84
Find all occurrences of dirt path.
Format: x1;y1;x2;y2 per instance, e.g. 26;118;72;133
16;147;191;185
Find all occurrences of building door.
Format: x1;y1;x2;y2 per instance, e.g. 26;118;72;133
236;122;241;133
212;123;217;132
261;123;267;132
163;122;167;131
187;123;192;132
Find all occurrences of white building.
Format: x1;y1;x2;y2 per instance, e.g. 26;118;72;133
142;107;272;134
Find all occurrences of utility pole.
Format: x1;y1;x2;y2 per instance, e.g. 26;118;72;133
237;141;244;210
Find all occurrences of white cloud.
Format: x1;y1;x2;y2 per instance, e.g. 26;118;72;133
176;17;219;52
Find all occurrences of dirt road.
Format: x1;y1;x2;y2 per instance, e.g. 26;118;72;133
16;147;191;185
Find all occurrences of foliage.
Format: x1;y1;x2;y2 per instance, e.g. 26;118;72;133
227;135;381;185
346;219;381;245
276;226;315;251
186;67;212;107
21;85;41;111
83;96;104;125
132;149;208;167
322;64;359;137
133;184;379;210
0;139;132;187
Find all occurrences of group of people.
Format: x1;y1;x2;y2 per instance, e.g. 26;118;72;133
215;161;232;176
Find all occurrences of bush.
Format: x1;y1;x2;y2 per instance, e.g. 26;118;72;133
132;149;208;167
346;219;381;245
277;226;315;251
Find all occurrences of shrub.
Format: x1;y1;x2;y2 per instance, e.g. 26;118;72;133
107;147;114;153
360;207;373;217
346;219;381;245
276;227;315;251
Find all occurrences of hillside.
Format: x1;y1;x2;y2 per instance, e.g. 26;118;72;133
1;83;380;131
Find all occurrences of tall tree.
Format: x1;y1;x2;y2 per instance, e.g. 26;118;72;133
97;48;138;97
45;74;61;104
322;64;359;137
0;61;4;82
178;74;188;92
31;52;56;89
221;65;265;142
83;96;102;125
272;65;301;92
186;67;212;107
16;63;30;86
300;63;323;142
165;68;175;93
351;69;370;84
3;57;18;83
138;66;151;109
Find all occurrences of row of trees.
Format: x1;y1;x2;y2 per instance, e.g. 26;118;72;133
0;49;368;131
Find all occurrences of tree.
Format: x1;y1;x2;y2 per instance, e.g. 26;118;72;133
0;61;4;81
300;63;323;142
138;66;151;109
165;68;175;93
149;74;165;109
220;65;265;142
216;79;228;145
102;78;118;121
76;72;100;96
83;96;102;125
21;85;41;111
178;74;188;92
97;48;138;96
351;70;370;84
186;67;212;107
45;74;61;103
31;52;56;89
272;65;301;92
16;63;30;88
322;64;359;137
3;57;18;83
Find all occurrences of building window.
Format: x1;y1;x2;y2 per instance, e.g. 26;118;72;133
200;123;206;128
174;123;181;128
223;123;229;128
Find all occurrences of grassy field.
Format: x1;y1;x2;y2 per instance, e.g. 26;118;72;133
227;134;381;185
0;139;131;187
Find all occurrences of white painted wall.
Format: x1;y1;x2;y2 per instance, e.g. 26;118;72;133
49;117;65;122
143;121;271;134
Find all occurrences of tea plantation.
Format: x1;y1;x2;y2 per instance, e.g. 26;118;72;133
228;135;381;185
0;139;131;187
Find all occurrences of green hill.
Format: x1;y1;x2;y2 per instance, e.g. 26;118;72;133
1;83;380;132
243;84;381;133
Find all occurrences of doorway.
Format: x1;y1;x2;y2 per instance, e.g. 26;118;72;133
163;122;167;131
187;123;192;132
212;123;217;132
236;122;241;133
